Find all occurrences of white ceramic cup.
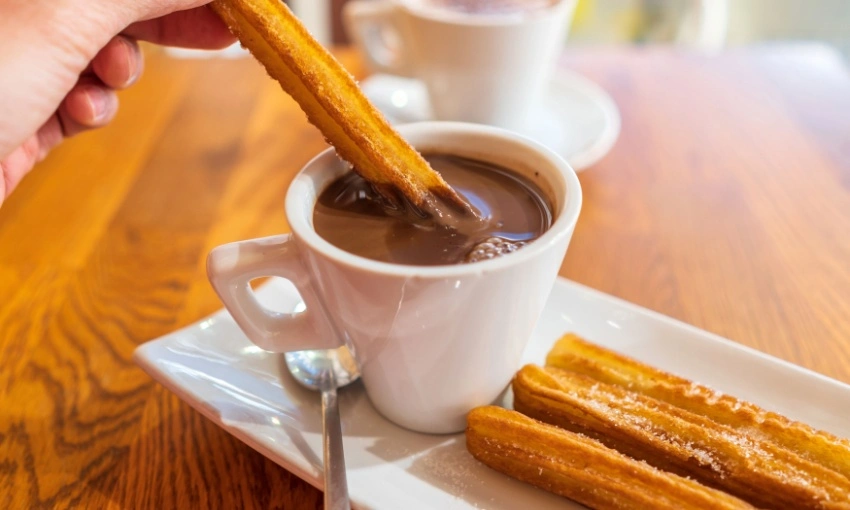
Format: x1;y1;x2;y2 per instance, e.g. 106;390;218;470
207;122;581;433
343;0;576;132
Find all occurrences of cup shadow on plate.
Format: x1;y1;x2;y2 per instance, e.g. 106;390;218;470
356;387;568;508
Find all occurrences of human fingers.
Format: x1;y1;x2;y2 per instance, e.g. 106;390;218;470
58;82;119;138
36;116;65;161
0;136;40;203
123;6;236;49
0;114;67;203
91;36;144;89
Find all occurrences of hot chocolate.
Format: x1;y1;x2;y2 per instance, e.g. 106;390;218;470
313;154;552;265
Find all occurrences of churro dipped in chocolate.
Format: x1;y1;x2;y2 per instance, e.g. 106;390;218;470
466;406;755;510
513;364;850;510
546;333;850;482
210;0;477;221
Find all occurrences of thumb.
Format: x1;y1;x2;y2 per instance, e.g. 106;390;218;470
123;5;236;49
128;0;217;21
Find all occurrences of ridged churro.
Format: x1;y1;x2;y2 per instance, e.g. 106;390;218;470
466;406;755;510
512;364;850;510
210;0;476;218
546;333;850;482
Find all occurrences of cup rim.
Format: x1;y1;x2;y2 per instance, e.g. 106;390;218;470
395;0;576;27
285;121;582;277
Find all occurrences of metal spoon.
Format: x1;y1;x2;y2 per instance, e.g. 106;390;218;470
285;347;360;510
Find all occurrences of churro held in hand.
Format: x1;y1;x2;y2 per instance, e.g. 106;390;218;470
210;0;477;221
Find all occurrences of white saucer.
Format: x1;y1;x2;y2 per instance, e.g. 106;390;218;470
135;277;850;510
360;70;621;172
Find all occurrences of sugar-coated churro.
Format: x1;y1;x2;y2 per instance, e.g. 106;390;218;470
466;406;754;510
210;0;476;218
545;333;850;482
512;364;850;510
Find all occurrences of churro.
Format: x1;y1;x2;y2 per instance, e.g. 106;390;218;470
466;406;754;510
513;364;850;509
546;333;850;481
210;0;476;218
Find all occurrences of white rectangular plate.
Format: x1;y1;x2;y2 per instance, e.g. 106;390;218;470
134;277;850;509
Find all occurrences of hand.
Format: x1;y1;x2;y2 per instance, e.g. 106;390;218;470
0;0;236;206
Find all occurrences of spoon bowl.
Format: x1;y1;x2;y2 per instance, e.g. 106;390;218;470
285;347;360;390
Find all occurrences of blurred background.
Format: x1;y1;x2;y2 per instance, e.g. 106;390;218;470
162;1;850;74
171;1;850;61
281;0;850;56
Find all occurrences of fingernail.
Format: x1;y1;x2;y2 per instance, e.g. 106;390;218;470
121;37;142;86
85;86;110;122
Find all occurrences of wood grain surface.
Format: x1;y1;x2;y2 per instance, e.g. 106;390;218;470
1;44;849;509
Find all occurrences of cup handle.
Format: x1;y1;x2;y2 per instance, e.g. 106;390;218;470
343;0;414;77
207;234;339;352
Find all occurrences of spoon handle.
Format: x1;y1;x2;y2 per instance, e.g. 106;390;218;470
322;387;351;510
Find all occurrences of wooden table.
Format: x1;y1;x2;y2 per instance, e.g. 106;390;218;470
1;44;849;508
